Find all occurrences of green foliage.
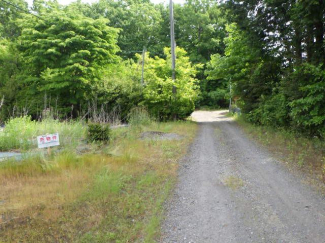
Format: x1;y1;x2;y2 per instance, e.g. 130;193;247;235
245;93;289;127
209;0;325;138
0;0;230;121
141;47;200;120
205;23;261;110
16;8;119;113
0;116;86;151
0;0;28;39
289;64;325;136
87;123;111;142
173;0;226;63
90;0;164;58
96;60;143;120
83;169;131;201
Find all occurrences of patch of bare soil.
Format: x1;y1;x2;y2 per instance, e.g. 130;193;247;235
140;131;184;141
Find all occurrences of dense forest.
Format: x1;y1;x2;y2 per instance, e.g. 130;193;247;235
0;0;227;121
0;0;325;137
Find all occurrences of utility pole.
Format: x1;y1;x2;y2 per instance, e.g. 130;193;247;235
229;78;232;111
141;47;146;86
169;0;176;94
169;0;177;120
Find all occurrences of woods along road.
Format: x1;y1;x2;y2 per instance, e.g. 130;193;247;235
161;111;325;243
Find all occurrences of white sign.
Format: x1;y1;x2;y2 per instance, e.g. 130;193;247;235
37;133;60;148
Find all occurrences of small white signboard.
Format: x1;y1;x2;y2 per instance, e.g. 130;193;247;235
37;133;60;149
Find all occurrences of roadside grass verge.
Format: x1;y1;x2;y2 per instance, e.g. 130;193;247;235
234;115;325;186
0;121;197;242
0;116;86;151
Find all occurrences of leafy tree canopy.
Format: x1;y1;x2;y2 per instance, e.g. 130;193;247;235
17;8;119;109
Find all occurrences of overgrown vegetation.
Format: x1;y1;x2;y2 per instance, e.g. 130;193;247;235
0;116;85;151
0;118;197;242
206;1;325;138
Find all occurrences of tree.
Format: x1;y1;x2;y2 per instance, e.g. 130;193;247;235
17;8;119;115
174;0;226;64
141;47;200;120
90;0;164;58
0;0;28;39
212;0;325;136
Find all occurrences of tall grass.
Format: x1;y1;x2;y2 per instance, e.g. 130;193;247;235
128;106;153;128
0;116;86;151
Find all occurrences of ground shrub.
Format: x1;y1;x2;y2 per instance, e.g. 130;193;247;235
87;123;111;142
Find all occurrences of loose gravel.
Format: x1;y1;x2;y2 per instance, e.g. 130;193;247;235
161;110;325;243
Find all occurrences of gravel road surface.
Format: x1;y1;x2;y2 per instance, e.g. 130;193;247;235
161;110;325;243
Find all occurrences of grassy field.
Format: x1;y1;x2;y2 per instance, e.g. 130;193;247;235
234;115;325;187
0;121;197;242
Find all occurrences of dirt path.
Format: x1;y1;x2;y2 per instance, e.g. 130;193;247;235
161;110;325;243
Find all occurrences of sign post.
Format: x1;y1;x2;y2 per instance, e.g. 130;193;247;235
37;133;60;155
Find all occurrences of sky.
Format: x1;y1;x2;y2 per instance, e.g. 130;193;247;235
26;0;186;7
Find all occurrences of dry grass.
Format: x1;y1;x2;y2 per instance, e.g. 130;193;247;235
0;121;197;242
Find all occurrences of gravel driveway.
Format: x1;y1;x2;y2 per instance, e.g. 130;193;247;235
161;110;325;243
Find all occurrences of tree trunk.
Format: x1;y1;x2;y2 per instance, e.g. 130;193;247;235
314;0;324;63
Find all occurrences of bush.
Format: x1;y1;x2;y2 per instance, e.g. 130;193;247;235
289;64;325;136
245;92;289;127
87;123;111;142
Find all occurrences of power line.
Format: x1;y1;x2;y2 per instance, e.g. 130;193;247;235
1;0;44;20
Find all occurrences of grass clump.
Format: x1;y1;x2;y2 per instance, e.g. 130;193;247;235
87;123;111;142
128;106;153;128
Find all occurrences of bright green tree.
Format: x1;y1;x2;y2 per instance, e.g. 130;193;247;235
17;8;119;114
141;47;200;120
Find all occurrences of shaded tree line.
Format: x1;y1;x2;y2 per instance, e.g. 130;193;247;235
206;0;325;137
